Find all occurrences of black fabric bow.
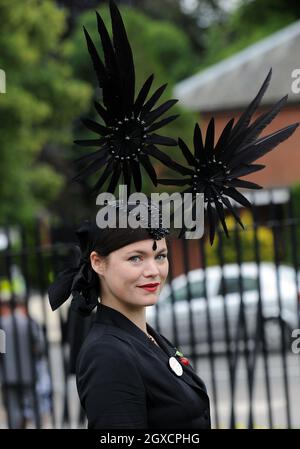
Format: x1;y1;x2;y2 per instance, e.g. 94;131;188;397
48;222;99;317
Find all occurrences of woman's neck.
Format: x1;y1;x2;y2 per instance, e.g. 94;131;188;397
101;297;147;334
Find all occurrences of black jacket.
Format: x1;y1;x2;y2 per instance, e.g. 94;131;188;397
76;303;211;429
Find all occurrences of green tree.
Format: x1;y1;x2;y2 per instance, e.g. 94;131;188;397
0;0;92;225
200;0;300;68
128;0;222;56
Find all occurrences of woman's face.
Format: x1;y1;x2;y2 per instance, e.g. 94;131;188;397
91;238;169;309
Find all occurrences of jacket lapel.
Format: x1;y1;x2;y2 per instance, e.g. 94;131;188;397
147;324;209;399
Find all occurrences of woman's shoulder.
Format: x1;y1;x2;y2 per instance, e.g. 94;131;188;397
75;324;146;396
76;323;136;371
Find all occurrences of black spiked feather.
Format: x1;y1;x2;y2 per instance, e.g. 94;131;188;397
74;1;179;194
157;69;299;244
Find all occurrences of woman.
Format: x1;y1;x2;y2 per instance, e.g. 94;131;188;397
49;201;211;429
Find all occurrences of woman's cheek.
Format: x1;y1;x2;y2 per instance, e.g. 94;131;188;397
161;261;169;280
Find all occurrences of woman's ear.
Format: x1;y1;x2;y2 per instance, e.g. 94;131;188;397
90;251;106;276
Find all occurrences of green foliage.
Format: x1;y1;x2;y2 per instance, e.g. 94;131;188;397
0;0;92;225
282;183;300;266
204;210;274;266
291;183;300;220
200;0;298;69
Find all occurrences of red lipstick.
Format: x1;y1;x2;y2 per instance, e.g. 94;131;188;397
137;282;160;292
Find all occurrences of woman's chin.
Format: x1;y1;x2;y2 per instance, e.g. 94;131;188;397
136;294;159;307
144;296;159;306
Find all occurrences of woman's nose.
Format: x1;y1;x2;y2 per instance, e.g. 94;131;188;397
143;259;160;277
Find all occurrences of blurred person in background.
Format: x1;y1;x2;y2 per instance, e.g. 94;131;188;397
0;277;52;428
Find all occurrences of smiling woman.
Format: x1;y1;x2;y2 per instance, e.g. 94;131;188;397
90;238;169;319
48;200;211;429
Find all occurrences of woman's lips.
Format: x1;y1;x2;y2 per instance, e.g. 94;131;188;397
137;283;160;292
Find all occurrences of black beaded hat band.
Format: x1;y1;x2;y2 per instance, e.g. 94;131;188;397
102;199;170;250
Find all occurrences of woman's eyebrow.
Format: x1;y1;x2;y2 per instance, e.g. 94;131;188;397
126;248;168;256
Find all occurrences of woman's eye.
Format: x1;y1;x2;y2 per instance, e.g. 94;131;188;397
129;254;167;263
129;255;141;262
156;254;167;261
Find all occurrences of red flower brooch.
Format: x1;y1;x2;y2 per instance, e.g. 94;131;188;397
175;349;190;366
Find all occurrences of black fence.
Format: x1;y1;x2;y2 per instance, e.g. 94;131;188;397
0;187;299;429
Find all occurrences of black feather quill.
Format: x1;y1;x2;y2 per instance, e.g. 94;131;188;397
158;69;299;244
74;1;179;195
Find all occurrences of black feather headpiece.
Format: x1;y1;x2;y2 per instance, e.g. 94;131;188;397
73;1;185;195
48;4;300;319
157;69;299;244
72;3;298;245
